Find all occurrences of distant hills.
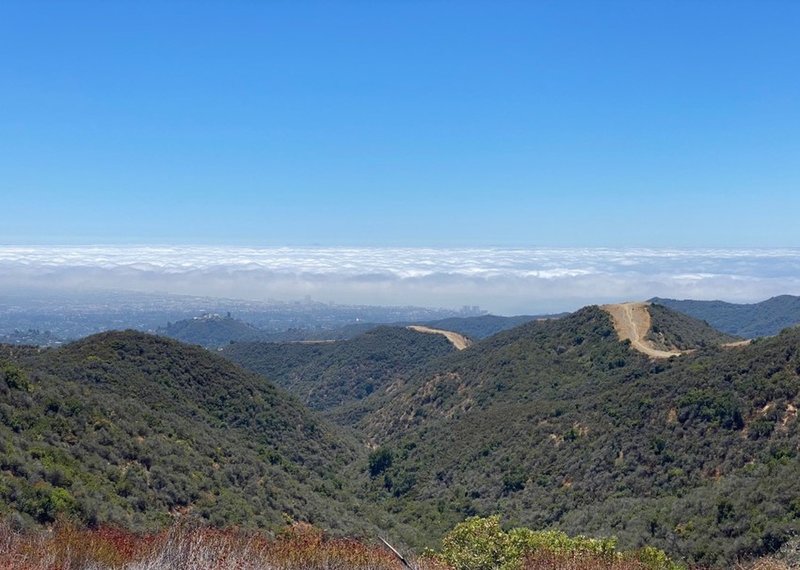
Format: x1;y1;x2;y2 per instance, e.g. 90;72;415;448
156;313;384;348
157;313;269;346
0;289;472;341
423;313;564;340
222;326;455;414
159;312;562;349
167;293;800;350
652;295;800;338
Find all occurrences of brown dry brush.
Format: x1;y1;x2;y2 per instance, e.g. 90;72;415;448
525;557;796;570
734;559;794;570
516;551;794;570
0;521;418;570
519;550;662;570
0;521;790;570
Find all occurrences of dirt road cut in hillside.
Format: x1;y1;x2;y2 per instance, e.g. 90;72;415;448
407;325;472;350
601;302;683;359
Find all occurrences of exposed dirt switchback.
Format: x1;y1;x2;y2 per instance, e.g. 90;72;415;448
407;325;472;350
722;339;752;348
601;302;683;359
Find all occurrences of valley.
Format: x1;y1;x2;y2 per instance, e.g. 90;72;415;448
5;4;797;567
2;299;800;568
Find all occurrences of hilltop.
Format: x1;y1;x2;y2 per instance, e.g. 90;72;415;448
0;331;380;534
329;306;800;565
601;302;739;358
652;295;800;338
156;313;270;347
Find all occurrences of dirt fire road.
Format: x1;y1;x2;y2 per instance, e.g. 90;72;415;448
601;302;683;359
407;325;472;350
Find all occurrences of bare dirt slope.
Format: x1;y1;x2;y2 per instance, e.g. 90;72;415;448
722;339;752;348
407;325;472;350
601;302;683;359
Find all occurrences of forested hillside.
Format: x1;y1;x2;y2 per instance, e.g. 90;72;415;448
222;326;455;414
652;295;800;338
336;307;800;565
645;303;740;350
0;332;378;534
4;306;800;567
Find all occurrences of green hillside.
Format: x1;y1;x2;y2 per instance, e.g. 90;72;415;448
222;326;455;414
5;306;800;567
0;331;377;534
339;307;800;566
652;295;800;338
645;303;740;350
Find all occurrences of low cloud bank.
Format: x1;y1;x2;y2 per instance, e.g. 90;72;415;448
2;246;799;314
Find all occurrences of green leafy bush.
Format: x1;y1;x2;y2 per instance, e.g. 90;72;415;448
439;516;514;570
368;447;394;477
438;516;680;570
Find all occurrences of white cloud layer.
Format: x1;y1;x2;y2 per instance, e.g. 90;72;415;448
2;246;800;314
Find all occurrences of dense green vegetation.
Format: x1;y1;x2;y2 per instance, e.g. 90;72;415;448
4;304;800;568
222;326;454;414
337;307;800;566
652;295;800;338
436;516;680;570
0;332;378;534
645;303;740;350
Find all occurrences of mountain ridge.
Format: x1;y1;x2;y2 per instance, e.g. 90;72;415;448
157;312;564;349
0;331;384;535
651;295;800;338
328;306;800;565
4;303;800;566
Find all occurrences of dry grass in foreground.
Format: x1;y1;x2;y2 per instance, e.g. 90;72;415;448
0;519;791;570
520;552;792;570
0;521;413;570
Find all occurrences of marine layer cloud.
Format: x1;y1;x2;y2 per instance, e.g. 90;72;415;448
1;246;799;314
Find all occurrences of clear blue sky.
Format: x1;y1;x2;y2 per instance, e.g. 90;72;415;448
2;0;798;247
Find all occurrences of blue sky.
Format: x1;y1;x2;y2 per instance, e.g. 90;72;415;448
2;1;799;247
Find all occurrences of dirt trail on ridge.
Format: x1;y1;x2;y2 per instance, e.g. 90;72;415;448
722;339;752;348
601;302;683;359
407;325;472;350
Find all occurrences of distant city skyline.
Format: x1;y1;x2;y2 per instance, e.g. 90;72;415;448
2;1;799;248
